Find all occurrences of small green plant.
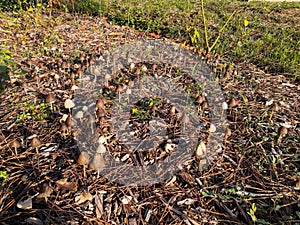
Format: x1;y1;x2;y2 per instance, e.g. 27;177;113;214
248;203;257;223
15;101;54;122
0;170;8;187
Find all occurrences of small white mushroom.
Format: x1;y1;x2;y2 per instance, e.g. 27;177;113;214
64;99;75;112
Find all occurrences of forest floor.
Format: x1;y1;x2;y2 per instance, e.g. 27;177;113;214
0;4;299;225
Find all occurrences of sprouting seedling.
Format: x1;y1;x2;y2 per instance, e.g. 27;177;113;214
201;0;241;54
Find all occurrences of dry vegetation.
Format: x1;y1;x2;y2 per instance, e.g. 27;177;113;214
0;5;299;225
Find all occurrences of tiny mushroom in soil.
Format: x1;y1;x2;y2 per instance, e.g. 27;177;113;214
31;137;42;153
77;151;90;177
64;99;75;112
10;139;21;154
89;153;105;178
45;93;56;110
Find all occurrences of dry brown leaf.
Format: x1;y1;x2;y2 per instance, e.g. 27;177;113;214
75;190;93;205
38;183;53;199
56;178;77;192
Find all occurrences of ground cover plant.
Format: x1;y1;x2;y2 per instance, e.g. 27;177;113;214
0;0;299;224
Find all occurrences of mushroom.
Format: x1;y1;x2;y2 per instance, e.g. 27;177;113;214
46;93;56;110
201;102;209;111
195;95;205;105
195;141;206;159
170;106;176;116
181;113;189;130
31;137;41;153
64;99;75;112
54;74;60;86
96;108;105;119
116;85;123;102
221;101;228;117
74;111;84;123
65;114;73;127
87;115;96;134
96;143;107;154
224;126;232;141
229;98;237;108
10;139;21;155
129;63;135;72
77;151;90;177
165;140;175;153
89;153;105;178
60;123;68;139
277;126;288;144
96;98;105;110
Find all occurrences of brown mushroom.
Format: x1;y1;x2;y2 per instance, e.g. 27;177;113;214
89;153;105;178
277;126;288;144
31;137;41;153
229;98;237;108
46;93;56;110
60;123;68;139
77;151;90;177
10;140;21;154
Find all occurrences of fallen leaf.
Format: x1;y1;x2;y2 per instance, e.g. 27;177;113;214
56;178;77;192
38;183;53;199
75;190;93;204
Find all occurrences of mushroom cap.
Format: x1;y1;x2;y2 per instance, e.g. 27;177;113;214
222;102;228;110
77;151;90;165
195;95;205;104
64;99;75;109
229;98;237;107
96;98;105;110
89;153;105;171
10;140;21;149
46;93;56;103
195;141;206;159
170;106;176;116
60;123;68;132
74;111;84;120
96;143;107;154
65;114;73;127
31;137;41;148
115;85;123;93
279;126;288;136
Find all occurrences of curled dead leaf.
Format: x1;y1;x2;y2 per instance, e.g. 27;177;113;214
56;178;77;192
75;190;93;204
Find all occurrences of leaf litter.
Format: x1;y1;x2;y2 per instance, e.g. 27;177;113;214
0;8;299;225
